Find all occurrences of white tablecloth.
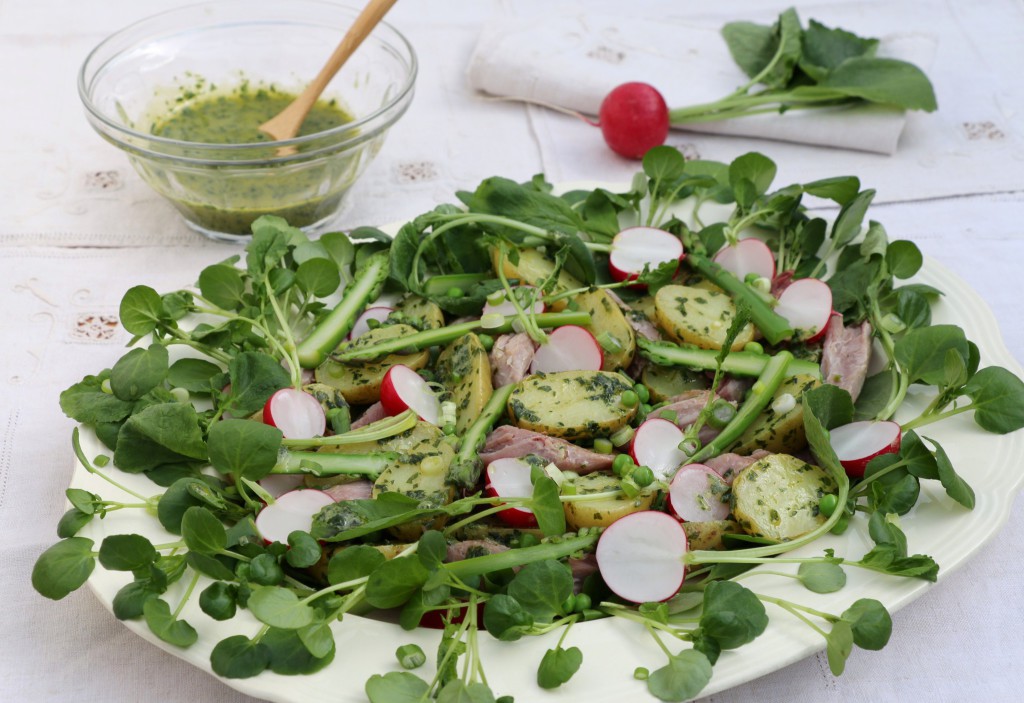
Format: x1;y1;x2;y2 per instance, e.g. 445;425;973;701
2;2;1023;702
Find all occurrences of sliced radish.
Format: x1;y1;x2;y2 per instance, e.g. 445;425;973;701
713;238;776;281
258;474;305;499
254;489;334;544
608;227;684;283
348;306;395;340
529;325;604;374
263;388;326;439
595;511;688;603
668;464;731;522
484;457;538;528
380;364;440;425
829;420;902;479
630;418;686;480
774;277;833;342
482;285;544;318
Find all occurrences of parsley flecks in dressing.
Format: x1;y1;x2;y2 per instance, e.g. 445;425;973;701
151;87;353;144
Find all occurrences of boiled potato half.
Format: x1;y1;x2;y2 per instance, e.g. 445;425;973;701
563;472;656;530
654;284;754;351
731;453;837;541
507;370;637;441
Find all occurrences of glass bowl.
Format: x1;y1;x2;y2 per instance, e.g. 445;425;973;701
79;0;417;241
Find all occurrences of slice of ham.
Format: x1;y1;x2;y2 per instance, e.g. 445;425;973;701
568;553;599;592
656;390;736;445
480;425;614;474
350;401;388;429
322;479;374;502
820;317;873;402
605;289;662;342
704;450;771;484
490;333;536;387
716;374;753;403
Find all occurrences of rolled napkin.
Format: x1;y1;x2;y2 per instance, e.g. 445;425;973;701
467;12;937;154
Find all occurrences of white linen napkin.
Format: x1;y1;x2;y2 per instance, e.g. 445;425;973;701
467;13;937;154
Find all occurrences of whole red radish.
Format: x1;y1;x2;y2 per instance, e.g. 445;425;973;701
598;82;669;159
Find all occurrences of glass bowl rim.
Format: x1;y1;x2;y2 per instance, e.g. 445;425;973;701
77;0;418;162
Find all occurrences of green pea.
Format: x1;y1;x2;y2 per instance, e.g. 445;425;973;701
574;593;592;612
592;438;613;454
633;383;650;404
619;390;639;408
478;333;494;351
819;494;838;517
743;341;764;355
446;287;464;299
612;453;633;476
631;465;655;488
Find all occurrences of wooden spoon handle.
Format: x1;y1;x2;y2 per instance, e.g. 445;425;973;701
260;0;400;141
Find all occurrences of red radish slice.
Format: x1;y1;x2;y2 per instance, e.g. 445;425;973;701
254;489;334;544
608;227;684;283
829;420;902;478
630;418;686;480
348;306;395;340
484;457;538;528
380;364;440;425
595;511;688;603
258;474;305;499
263;388;326;439
774;277;833;342
713;238;776;281
482;285;544;318
668;464;731;522
529;325;604;374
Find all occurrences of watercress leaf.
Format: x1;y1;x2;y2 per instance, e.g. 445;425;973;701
463;176;587;238
797;561;847;593
167;358;223;394
858;220;888;259
859;546;939;581
802;176;861;205
642;146;687;183
530;477;566;536
831;189;876;248
870;473;919;516
943;347;969;389
894;325;970;386
60;374;135;425
120;285;164;336
729;152;777;200
698;580;768;650
298;620;335;659
199;581;238;621
537;645;583;689
210;635;271;679
57;507;94;538
224;351;291;417
113;402;207;472
885;240;923;279
895;287;932;329
110;344;169;401
65;488;97;515
826;619;854;676
922;436;976;509
143;597;198;647
646;649;713;703
198;264;246;311
482;593;534;642
285;531;322;568
263;626;335;675
417;530;448;571
507;560;574;622
802;385;854;430
327;544;386;585
841;598;892;650
181;506;227;556
297;256;342;298
799;19;879;82
31;537;96;600
365;671;431;703
320;230;356;270
156;477;209;534
112;580;161;620
249;553;286;585
899;430;938;480
962;366;1024;433
248;586;316;629
207;419;281;480
867;511;907;557
366;556;431;609
98;534;158;571
819;57;937;111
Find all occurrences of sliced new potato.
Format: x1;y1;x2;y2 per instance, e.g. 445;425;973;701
436;333;493;434
396;294;445;330
654;284;754;351
640;364;708;403
630;295;658;324
507;370;636;441
731;453;837;541
683;519;742;551
491;248;582;311
315;323;429;404
729;373;820;455
563;472;656;530
574;289;636;372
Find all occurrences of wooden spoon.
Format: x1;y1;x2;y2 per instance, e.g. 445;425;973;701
259;0;400;142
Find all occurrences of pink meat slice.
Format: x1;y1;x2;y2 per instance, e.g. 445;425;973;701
820;316;873;402
704;450;771;485
656;390;736;445
322;479;374;502
480;425;614;474
490;333;536;387
350;401;388;429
